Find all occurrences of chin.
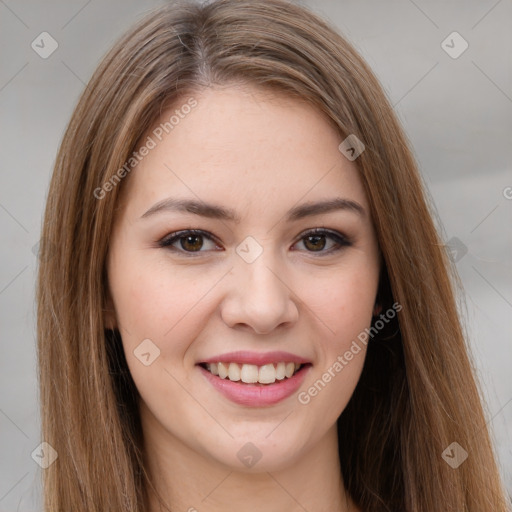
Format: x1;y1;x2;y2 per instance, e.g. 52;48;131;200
203;434;308;473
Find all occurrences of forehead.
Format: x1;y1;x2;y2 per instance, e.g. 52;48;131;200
117;85;367;219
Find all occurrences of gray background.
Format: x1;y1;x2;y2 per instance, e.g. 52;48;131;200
1;0;511;509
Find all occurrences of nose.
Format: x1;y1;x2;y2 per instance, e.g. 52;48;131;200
220;249;300;335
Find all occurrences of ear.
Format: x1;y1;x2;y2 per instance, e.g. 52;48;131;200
372;302;382;317
103;289;118;330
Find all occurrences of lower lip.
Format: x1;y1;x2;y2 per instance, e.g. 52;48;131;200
197;364;311;407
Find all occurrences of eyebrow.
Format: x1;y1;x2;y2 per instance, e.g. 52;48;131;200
140;197;365;222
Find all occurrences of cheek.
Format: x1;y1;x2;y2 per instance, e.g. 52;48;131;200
306;260;379;344
108;250;220;359
296;258;378;409
107;254;222;420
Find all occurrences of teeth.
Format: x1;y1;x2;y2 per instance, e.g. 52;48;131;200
218;362;229;379
258;364;276;384
276;362;286;380
205;361;303;384
228;362;241;381
240;364;259;383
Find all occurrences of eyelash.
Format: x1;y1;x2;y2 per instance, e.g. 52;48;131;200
157;228;352;256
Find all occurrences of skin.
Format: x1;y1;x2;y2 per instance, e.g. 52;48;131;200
105;84;380;512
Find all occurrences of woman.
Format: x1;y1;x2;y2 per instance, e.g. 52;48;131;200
36;0;509;510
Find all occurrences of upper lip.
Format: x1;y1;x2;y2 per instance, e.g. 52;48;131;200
198;350;311;366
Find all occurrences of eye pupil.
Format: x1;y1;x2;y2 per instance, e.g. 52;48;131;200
304;235;326;251
181;235;203;251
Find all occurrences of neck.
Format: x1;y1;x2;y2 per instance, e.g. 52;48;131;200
141;405;357;512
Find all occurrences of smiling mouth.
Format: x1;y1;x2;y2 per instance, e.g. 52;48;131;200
198;361;309;385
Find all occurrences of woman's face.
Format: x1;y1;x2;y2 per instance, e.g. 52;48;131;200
106;85;380;472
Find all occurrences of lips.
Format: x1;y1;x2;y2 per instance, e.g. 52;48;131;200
196;350;312;406
199;350;311;366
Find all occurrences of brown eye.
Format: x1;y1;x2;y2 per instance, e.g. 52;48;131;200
180;234;204;251
294;229;351;254
159;230;221;254
303;234;327;251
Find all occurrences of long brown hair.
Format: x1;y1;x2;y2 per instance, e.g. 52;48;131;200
36;0;509;510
